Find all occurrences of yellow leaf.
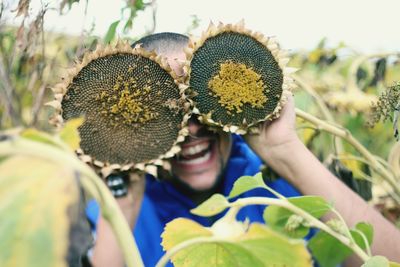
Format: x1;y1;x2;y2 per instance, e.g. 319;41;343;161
238;223;312;267
0;155;78;267
161;218;212;251
21;129;64;149
339;153;365;178
59;118;84;150
161;219;312;267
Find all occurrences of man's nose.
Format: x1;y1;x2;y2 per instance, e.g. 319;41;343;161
187;116;203;135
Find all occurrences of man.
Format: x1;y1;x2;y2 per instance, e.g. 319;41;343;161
87;32;400;267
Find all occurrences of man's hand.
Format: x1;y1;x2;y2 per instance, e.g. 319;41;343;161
244;94;299;160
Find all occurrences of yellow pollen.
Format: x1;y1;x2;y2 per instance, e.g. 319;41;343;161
208;61;267;114
96;75;158;126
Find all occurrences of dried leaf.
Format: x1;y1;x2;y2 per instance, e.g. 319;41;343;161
13;0;30;17
16;22;26;47
27;9;45;45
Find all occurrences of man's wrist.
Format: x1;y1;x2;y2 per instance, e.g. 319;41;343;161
261;137;306;183
262;137;303;163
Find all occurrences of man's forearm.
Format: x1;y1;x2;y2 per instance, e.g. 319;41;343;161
261;138;400;262
92;217;126;267
91;177;144;267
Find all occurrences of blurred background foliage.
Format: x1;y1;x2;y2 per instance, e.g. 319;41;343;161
1;0;400;225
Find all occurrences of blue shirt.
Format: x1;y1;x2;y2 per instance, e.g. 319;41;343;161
86;135;301;266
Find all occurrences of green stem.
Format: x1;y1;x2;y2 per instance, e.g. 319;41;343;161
353;228;372;257
233;197;370;262
293;73;344;154
78;170;144;267
0;138;144;267
295;108;400;201
223;205;240;222
293;74;335;123
330;208;356;243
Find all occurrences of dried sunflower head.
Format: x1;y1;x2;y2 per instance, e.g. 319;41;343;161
185;21;295;134
324;91;377;114
367;82;400;140
49;41;190;177
368;82;400;126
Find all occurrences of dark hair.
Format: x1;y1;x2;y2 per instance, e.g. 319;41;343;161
132;32;189;55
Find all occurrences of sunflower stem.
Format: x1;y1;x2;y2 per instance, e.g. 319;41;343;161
295;108;400;202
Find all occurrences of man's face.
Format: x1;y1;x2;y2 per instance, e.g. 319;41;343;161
166;51;232;191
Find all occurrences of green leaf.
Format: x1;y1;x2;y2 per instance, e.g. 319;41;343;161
134;0;144;10
59;0;80;12
190;194;230;217
352;222;373;249
263;196;331;238
161;222;312;267
0;155;79;267
309;222;374;267
228;173;267;199
59;118;84;150
123;18;133;32
362;256;389;267
104;20;120;43
308;231;352;267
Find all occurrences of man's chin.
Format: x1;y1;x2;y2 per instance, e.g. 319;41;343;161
175;171;219;191
168;167;223;195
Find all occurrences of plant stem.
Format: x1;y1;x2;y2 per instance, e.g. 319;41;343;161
0;138;144;267
293;74;335;123
295;108;400;201
223;205;240;222
330;208;356;243
233;197;370;262
293;73;344;154
388;142;400;176
353;228;372;257
78;170;144;267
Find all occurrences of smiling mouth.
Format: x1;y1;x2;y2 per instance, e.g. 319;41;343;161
175;138;215;166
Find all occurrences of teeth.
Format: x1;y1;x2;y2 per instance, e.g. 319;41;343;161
179;151;211;165
181;143;209;156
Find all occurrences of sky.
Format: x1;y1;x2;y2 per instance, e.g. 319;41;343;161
3;0;400;53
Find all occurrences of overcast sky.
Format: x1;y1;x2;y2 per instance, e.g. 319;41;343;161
4;0;400;53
